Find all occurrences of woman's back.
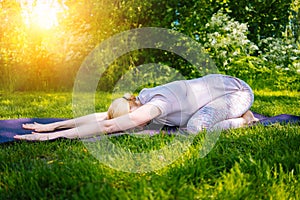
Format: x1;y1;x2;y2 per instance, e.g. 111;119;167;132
137;74;231;126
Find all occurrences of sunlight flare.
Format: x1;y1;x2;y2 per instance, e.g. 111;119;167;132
18;0;67;30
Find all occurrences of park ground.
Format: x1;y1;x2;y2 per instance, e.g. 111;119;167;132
0;90;299;199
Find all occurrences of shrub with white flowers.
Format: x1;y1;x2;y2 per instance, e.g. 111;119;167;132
258;37;300;71
203;11;259;71
202;10;300;90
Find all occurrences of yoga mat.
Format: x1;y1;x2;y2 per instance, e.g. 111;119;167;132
252;112;300;126
0;113;299;143
0;118;65;143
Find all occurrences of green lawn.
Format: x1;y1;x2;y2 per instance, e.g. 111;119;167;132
0;90;299;199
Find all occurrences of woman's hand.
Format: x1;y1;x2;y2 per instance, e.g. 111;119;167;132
14;132;60;141
22;122;56;132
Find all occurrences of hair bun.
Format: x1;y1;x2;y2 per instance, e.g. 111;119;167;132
123;93;136;101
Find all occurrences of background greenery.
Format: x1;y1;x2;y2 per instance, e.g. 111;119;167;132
0;0;299;91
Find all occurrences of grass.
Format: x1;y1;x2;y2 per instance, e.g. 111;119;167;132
0;90;299;199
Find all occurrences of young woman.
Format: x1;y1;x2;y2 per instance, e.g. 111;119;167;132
14;74;258;141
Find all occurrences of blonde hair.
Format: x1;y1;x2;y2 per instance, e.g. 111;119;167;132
107;93;136;119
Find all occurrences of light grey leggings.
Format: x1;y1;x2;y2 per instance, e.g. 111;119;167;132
186;76;254;133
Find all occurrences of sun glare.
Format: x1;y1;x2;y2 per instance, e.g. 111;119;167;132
18;0;67;30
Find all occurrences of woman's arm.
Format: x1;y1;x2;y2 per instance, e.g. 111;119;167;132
22;112;108;132
101;104;161;133
14;105;161;141
61;104;161;138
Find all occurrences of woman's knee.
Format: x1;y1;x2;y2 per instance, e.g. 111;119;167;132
186;107;219;133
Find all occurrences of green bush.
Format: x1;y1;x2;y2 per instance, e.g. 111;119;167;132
202;11;300;90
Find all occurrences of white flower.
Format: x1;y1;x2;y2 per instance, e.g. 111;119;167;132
220;50;227;57
250;44;259;51
211;38;217;45
292;49;300;54
240;23;248;31
224;60;228;66
291;57;298;60
213;32;220;37
224;26;231;31
232;51;239;56
241;39;250;45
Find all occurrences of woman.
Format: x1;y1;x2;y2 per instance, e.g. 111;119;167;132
14;74;258;141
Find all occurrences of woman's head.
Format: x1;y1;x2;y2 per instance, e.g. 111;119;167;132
107;93;140;119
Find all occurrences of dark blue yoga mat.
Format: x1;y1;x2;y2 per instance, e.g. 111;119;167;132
0;118;65;143
252;112;300;126
0;113;299;143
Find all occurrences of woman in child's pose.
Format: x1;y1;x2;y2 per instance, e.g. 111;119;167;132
14;74;258;141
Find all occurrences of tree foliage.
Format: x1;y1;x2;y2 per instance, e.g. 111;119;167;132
226;0;293;43
0;0;299;91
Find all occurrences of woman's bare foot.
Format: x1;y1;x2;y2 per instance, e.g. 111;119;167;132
242;110;259;125
22;122;56;132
